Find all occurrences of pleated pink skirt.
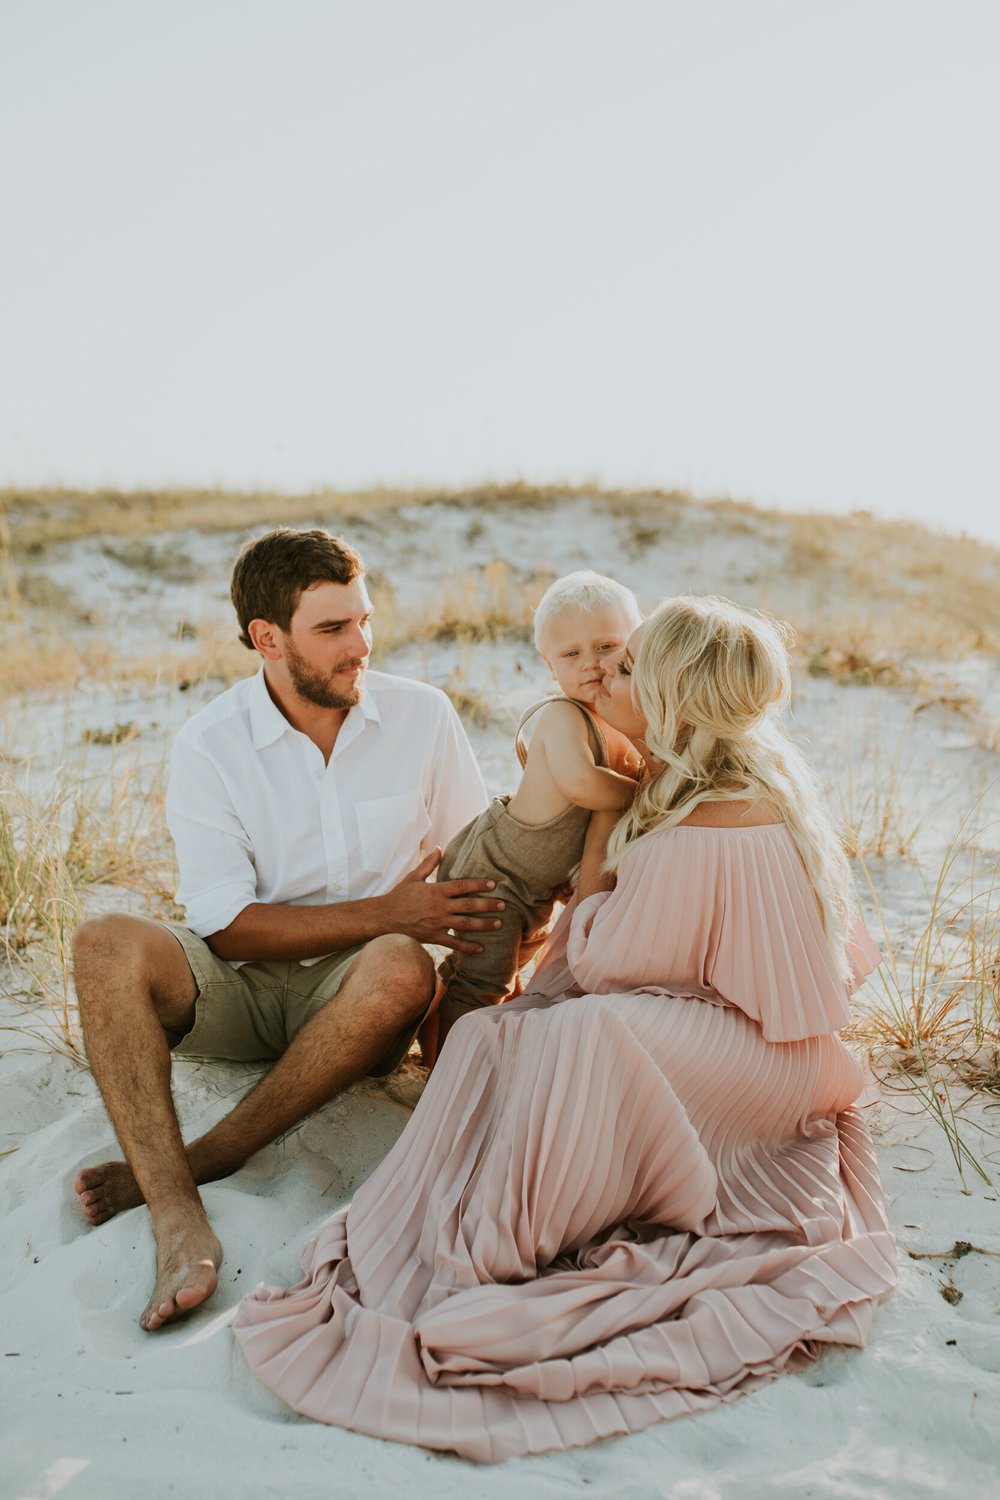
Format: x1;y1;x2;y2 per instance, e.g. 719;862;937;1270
234;989;896;1462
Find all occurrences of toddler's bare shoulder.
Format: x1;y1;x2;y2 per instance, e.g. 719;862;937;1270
533;698;591;738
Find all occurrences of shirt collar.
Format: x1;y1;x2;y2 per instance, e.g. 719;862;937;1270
248;666;381;749
249;668;290;748
333;676;381;757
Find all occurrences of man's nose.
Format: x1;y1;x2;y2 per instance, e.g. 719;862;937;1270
353;624;372;659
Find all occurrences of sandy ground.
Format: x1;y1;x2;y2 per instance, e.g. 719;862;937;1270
2;496;999;1499
2;1037;998;1500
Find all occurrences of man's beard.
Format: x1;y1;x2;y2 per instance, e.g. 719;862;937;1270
284;639;365;710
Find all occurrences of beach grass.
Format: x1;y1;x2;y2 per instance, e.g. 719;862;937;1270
846;801;1000;1187
1;738;178;1060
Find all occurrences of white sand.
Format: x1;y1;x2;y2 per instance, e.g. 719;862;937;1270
3;1034;998;1499
2;498;999;1498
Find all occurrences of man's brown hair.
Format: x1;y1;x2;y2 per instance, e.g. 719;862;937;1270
231;528;364;650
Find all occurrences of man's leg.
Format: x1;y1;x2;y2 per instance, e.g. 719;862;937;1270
72;913;220;1332
73;915;433;1329
171;931;433;1184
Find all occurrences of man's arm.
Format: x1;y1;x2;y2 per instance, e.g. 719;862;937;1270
168;730;501;966
207;848;503;962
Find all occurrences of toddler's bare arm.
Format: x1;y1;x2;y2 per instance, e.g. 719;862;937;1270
537;701;639;811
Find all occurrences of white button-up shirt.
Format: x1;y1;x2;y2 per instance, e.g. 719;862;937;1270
166;668;488;956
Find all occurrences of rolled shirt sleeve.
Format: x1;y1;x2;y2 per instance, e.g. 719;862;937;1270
424;698;489;857
166;735;260;938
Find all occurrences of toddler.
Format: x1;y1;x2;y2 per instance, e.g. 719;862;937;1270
435;571;643;1043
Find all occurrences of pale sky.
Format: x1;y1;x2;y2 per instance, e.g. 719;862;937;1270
1;0;998;540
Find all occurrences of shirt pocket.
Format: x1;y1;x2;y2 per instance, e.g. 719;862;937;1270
355;789;432;877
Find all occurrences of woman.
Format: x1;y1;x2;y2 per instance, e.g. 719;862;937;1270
234;596;897;1463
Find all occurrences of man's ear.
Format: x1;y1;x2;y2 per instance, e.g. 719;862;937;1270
248;618;282;659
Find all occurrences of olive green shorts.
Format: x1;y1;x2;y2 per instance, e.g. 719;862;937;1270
163;923;418;1078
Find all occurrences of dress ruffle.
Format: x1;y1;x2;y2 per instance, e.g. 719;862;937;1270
567;825;863;1042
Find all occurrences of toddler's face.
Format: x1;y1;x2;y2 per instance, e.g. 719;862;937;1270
539;605;636;707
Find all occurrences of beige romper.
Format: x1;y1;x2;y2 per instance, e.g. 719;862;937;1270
436;696;609;1029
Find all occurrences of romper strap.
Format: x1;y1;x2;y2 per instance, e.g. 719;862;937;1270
514;696;610;770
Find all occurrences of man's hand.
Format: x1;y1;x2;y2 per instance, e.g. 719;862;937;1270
377;849;505;954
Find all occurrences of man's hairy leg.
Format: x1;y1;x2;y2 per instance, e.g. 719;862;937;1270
75;919;433;1327
175;932;434;1185
72;913;221;1332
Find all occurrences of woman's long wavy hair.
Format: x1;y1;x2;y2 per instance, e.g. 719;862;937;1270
605;595;853;980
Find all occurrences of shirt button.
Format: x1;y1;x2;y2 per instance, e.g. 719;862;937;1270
331;882;344;893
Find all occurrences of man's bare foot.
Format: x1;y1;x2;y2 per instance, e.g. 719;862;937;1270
141;1216;223;1332
75;1161;144;1225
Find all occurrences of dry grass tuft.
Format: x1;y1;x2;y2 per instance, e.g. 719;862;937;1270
0;626;257;703
805;642;905;687
403;561;552;647
1;749;178;1060
440;667;499;729
836;722;926;860
64;754;173;896
847;801;1000;1185
782;510;1000;661
1;770;86;1058
912;688;1000;757
0;769;81;953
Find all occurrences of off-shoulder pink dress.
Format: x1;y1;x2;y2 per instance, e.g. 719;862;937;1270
234;825;897;1462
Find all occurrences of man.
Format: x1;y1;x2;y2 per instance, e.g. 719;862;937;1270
72;528;500;1332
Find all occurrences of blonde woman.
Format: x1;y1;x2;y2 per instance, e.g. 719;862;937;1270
235;596;897;1462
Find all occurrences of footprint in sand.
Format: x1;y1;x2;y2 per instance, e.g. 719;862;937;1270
73;1242;157;1359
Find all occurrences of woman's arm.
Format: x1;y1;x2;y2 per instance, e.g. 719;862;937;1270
576;809;620;901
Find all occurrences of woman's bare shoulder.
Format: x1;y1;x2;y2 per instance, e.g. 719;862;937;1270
677;799;783;829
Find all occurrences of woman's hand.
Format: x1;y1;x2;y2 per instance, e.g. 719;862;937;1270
604;726;645;780
576;809;620;902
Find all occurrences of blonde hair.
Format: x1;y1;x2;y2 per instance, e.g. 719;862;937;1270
605;595;853;980
533;571;641;651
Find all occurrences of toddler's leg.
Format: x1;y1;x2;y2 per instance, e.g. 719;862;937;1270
437;905;528;1037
